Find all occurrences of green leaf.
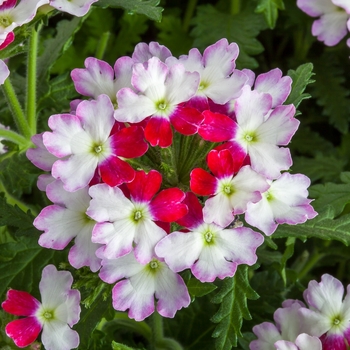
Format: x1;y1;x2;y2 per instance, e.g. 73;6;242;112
255;0;285;29
210;266;259;349
340;172;350;184
95;0;163;22
292;154;346;183
0;195;38;237
187;278;217;298
0;235;67;298
112;341;136;350
285;63;315;113
191;4;267;69
273;206;350;245
312;54;350;133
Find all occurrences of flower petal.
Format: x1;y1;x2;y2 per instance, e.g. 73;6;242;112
2;290;40;316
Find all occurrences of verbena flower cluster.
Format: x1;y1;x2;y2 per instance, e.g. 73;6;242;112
3;38;317;349
297;0;350;47
250;274;350;350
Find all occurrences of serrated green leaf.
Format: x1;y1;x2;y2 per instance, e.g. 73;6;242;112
191;4;267;69
285;63;315;112
273;206;350;245
0;195;38;237
310;181;350;217
292;154;346;183
112;341;135;350
0;235;67;298
210;266;259;349
255;0;285;29
187;278;217;298
340;172;350;184
95;0;163;22
312;54;350;133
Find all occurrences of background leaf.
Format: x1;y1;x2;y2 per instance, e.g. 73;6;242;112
255;0;285;29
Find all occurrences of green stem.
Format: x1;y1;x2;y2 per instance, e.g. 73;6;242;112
160;143;179;187
298;250;326;281
0;128;31;148
182;0;197;32
2;79;31;140
230;0;240;15
95;32;110;60
151;311;164;350
27;25;40;135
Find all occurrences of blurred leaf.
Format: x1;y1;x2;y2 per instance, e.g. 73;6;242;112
187;278;217;298
96;0;163;22
191;4;267;69
210;266;259;349
312;54;350;133
255;0;285;29
112;341;135;350
292;154;346;183
285;63;315;113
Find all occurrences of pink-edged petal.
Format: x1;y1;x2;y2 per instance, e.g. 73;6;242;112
294;334;322;350
112;277;155;321
26;133;57;171
127;169;162;202
207;149;236;178
155;265;190;318
9;0;49;26
199;110;237;142
35;205;81;249
71;58;115;99
113;56;134;91
43;114;84;158
114;88;156;123
254;68;292;107
132;41;172;63
133;219;167;263
49;0;97;16
2;290;40;316
298;307;330;337
155;230;203;272
92;221;134;259
98;155;135;187
52;154;98;192
169;105;204;135
39;265;74;308
250;322;283;350
37;174;55;192
203;194;235;227
150;188;187;222
41;320;80;350
333;0;350;12
5;317;42;348
190;168;218;196
296;0;337;17
99;252;144;283
111;125;148;158
274;341;298;350
145;116;173;148
0;58;10;84
312;11;349;46
176;191;204;229
68;227;102;272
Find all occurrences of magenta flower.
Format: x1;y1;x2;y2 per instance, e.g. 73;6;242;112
34;180;102;272
114;56;201;147
155;192;264;282
87;170;188;263
297;0;350;46
2;265;81;350
245;173;317;235
43;94;148;191
190;149;269;228
99;251;190;321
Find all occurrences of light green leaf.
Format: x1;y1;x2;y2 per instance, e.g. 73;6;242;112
285;63;315;113
211;266;259;349
255;0;285;29
95;0;163;22
112;341;136;350
187;278;217;298
191;4;267;69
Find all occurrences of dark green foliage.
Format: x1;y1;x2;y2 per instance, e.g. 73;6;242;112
210;266;259;349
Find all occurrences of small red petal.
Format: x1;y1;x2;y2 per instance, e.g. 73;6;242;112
2;290;40;316
145;117;173;148
176;192;203;230
127;170;162;202
199;110;236;142
215;141;249;170
170;105;204;135
5;317;42;348
112;125;148;158
0;0;17;11
150;188;187;222
207;149;235;178
0;32;15;50
99;156;135;186
190;168;217;196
